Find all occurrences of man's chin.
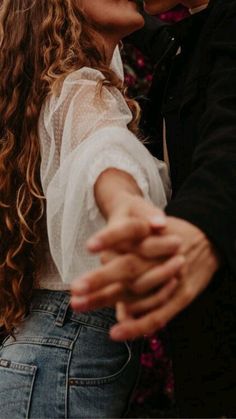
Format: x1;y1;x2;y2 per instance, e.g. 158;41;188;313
144;0;180;15
143;2;158;15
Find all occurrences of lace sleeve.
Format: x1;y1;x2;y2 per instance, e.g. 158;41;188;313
39;68;169;283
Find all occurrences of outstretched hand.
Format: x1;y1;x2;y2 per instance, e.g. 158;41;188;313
110;219;219;340
71;197;183;316
71;215;220;341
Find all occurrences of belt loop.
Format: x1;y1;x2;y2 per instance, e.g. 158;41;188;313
55;294;70;327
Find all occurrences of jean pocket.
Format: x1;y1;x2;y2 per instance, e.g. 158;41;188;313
69;324;131;386
0;358;37;419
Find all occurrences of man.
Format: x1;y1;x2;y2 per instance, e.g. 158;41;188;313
72;0;236;416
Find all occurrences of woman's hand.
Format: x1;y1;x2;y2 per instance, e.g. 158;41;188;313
71;198;183;312
87;193;178;253
71;168;183;318
71;251;184;312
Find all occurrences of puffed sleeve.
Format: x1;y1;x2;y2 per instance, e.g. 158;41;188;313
39;68;169;283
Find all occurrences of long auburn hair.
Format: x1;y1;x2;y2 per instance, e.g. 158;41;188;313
0;0;140;333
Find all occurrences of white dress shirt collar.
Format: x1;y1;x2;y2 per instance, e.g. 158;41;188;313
189;3;208;15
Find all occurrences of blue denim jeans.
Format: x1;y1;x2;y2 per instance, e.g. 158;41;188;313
0;290;142;418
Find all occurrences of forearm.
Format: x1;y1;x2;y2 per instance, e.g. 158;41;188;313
94;168;143;219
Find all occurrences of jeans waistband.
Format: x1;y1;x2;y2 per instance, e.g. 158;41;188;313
31;289;116;330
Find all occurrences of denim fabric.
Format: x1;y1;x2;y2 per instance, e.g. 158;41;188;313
0;290;142;419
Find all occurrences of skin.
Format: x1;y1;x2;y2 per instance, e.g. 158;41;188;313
71;169;184;312
144;0;209;15
144;0;180;15
81;0;145;61
71;208;219;341
71;0;218;341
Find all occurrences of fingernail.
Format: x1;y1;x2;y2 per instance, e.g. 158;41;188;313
110;327;126;341
87;237;103;251
70;296;88;310
71;280;90;294
149;216;166;227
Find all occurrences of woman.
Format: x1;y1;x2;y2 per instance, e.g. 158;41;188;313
0;1;182;417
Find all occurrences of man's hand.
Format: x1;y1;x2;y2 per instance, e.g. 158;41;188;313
109;217;220;340
71;217;220;341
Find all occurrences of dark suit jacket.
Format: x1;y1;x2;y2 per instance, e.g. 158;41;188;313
128;1;236;416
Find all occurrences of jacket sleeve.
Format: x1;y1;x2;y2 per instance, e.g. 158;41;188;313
125;10;178;65
166;4;236;275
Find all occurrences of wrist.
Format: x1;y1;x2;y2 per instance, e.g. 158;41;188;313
107;193;143;221
94;168;143;220
167;216;220;270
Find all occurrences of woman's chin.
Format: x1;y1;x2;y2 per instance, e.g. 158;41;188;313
121;15;145;38
126;2;145;32
132;14;145;31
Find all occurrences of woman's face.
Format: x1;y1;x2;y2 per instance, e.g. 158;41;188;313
81;0;144;41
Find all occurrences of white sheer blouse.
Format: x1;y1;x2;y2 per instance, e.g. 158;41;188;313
37;49;170;290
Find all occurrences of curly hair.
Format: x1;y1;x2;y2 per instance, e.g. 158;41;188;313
0;0;140;333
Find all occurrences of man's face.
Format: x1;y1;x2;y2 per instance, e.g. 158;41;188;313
144;0;180;15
